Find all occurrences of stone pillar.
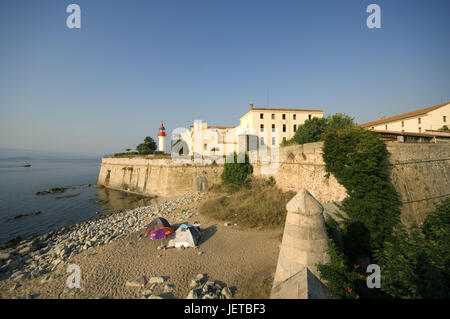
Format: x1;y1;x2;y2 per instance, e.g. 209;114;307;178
271;189;330;299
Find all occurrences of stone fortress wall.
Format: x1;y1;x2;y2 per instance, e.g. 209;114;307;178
98;143;450;224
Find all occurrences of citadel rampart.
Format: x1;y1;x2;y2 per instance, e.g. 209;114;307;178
98;143;450;224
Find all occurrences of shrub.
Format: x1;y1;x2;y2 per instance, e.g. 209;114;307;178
374;198;450;299
221;152;253;186
316;239;367;299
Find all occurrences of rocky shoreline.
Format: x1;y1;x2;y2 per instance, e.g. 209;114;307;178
0;193;204;284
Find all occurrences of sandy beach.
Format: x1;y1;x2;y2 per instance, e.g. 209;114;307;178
0;193;282;299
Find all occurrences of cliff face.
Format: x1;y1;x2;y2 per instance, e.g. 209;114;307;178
98;143;450;224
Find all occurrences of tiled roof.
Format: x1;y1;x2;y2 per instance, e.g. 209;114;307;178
373;130;444;137
251;107;324;112
360;102;449;128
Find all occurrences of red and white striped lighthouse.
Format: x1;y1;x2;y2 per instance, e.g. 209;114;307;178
158;121;166;153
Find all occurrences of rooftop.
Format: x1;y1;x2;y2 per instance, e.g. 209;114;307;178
240;105;324;119
360;102;449;128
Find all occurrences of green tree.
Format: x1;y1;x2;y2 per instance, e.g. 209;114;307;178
284;113;355;146
136;136;157;154
440;125;449;131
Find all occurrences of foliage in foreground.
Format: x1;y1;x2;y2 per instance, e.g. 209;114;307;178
375;198;450;299
200;177;295;228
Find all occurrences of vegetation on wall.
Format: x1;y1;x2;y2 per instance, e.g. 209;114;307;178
322;127;401;255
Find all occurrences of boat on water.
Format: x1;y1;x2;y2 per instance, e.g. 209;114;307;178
23;161;31;167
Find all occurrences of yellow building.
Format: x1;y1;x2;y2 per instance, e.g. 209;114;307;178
361;102;450;134
236;104;325;145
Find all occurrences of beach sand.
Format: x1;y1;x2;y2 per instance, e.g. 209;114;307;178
0;195;283;299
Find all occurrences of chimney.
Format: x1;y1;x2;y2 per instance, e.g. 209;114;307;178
250;103;253;110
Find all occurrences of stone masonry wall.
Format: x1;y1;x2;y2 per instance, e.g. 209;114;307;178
97;157;223;198
97;143;450;224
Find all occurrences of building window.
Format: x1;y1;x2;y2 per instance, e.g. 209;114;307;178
282;114;286;120
271;114;275;120
260;137;264;145
418;118;421;124
385;125;388;130
308;114;311;120
204;144;207;151
293;124;297;132
293;114;296;120
402;130;405;133
260;113;264;119
283;137;286;142
283;124;286;132
272;124;275;132
272;137;276;145
419;127;422;133
401;121;404;127
260;124;264;132
444;116;447;122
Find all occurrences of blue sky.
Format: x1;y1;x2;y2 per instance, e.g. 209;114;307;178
0;0;449;155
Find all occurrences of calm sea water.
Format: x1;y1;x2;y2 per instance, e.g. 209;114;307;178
0;157;154;244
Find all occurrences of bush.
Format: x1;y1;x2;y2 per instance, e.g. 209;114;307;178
221;152;253;186
374;198;450;299
200;177;295;228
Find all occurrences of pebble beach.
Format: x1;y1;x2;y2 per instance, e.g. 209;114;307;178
0;192;282;299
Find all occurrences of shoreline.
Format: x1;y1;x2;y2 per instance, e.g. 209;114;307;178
0;192;282;299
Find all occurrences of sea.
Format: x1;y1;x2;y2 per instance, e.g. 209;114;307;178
0;156;155;244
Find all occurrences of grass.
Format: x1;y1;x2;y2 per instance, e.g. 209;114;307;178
199;177;296;229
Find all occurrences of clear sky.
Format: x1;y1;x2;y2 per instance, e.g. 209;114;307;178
0;0;449;155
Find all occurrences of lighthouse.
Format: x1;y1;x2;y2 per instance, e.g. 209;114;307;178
158;121;166;153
